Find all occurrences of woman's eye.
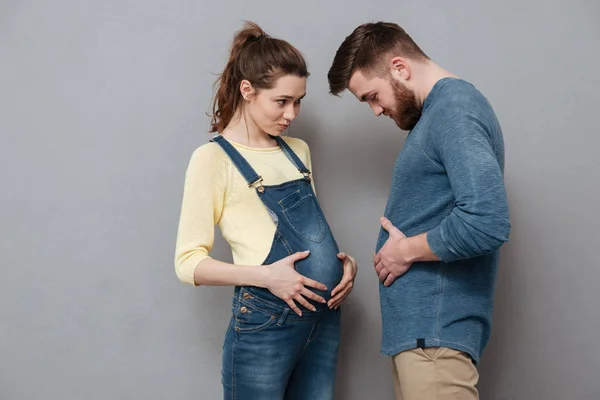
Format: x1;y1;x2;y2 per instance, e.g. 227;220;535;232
277;100;286;105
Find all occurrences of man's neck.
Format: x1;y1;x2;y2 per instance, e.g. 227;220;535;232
414;61;459;107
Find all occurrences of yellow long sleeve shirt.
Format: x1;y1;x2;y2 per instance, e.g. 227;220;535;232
174;136;314;285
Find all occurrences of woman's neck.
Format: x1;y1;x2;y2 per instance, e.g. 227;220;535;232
222;108;277;148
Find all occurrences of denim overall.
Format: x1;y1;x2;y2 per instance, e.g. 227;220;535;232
211;135;343;400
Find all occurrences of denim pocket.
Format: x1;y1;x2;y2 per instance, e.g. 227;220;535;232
278;189;303;209
280;192;326;243
234;303;278;333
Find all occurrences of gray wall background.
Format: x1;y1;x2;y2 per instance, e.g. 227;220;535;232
1;0;599;399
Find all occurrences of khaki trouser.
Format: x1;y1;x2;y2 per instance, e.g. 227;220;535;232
392;347;479;400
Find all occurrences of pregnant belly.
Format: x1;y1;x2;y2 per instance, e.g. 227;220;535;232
294;246;344;304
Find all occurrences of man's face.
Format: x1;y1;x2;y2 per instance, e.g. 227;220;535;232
348;69;421;131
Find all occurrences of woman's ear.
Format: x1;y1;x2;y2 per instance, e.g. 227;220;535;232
240;80;255;101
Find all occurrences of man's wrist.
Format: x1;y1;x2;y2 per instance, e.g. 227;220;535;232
400;236;417;264
403;233;439;263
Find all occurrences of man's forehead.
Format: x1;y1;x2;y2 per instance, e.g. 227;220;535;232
348;70;365;89
349;70;380;100
348;70;370;97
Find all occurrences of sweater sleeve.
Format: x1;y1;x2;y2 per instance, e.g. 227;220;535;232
174;145;228;285
426;108;510;262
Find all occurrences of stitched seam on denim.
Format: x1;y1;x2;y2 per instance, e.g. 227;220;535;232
238;299;276;317
222;320;233;350
277;189;302;208
276;308;289;327
284;314;322;322
239;289;290;315
282;192;313;210
240;288;290;311
231;331;238;400
236;288;278;332
235;316;277;333
239;290;325;321
277;232;294;255
261;229;281;265
307;320;320;344
238;297;279;319
241;299;322;322
282;196;326;242
298;322;318;358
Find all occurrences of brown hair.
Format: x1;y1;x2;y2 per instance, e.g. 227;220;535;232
209;21;309;133
327;22;428;95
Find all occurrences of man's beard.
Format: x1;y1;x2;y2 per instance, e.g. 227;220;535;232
389;79;422;131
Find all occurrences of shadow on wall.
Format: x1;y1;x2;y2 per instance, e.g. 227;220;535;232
475;180;520;400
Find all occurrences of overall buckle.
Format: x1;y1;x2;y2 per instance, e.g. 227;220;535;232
249;177;265;193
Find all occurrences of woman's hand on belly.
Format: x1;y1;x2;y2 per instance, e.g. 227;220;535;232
265;250;328;316
327;252;357;310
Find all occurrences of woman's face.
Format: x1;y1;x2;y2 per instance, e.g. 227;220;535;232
243;74;307;136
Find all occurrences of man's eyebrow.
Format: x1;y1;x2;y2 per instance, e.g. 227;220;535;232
359;92;374;102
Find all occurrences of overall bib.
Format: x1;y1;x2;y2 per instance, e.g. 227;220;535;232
211;135;344;400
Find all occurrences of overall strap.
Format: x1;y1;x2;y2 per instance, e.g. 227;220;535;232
210;135;264;191
272;136;311;181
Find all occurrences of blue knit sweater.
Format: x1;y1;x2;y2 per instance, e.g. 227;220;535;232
375;78;510;363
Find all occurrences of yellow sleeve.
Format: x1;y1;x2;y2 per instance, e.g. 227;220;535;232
174;144;228;285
